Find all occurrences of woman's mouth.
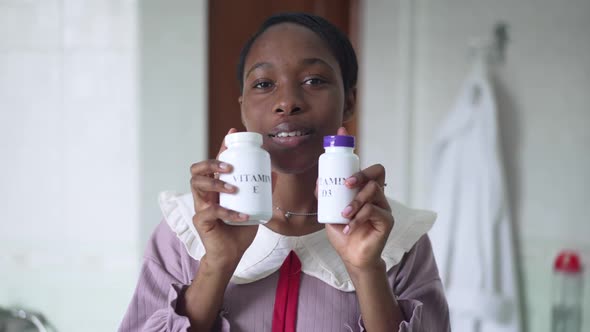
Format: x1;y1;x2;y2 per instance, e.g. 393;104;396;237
268;128;313;147
269;129;312;138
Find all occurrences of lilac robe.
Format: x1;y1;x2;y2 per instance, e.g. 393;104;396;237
119;221;450;331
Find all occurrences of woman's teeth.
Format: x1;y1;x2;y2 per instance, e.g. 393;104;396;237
275;131;306;137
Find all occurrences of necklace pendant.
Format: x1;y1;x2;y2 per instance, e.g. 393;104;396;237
285;212;291;219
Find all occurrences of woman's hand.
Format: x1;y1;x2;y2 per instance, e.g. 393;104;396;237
190;128;259;270
324;127;394;272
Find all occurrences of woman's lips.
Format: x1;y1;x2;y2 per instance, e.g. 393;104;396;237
268;130;313;148
268;122;314;148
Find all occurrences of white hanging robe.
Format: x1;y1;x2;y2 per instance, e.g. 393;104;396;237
429;58;522;332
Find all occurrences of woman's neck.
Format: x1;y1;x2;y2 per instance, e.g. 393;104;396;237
265;167;324;236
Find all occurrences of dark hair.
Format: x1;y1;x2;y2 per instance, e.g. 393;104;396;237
237;12;358;94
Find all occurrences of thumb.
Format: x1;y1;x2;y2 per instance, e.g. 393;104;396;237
314;178;318;199
217;128;238;159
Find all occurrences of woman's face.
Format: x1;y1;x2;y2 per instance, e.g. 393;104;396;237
240;23;354;174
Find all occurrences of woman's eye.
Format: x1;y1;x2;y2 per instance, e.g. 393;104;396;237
303;78;326;86
253;81;274;89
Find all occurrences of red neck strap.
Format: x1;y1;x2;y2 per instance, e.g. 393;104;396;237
272;251;302;332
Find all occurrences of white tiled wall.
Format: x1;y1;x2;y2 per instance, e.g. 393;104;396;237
62;0;136;50
0;0;61;50
0;1;139;331
138;0;208;250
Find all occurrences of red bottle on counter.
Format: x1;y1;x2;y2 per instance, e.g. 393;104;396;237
552;250;583;332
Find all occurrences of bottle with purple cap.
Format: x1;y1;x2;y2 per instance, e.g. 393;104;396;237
317;135;360;224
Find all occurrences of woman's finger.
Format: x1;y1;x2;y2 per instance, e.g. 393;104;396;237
343;203;394;235
190;128;239;211
190;159;233;177
345;164;386;189
342;180;390;220
217;128;238;159
337;126;349;136
190;159;234;211
191;175;237;196
193;204;249;232
314;178;318;199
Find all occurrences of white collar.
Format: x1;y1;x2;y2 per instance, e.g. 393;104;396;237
159;191;436;292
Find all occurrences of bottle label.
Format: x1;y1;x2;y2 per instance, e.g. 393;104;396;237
318;157;359;223
218;148;273;223
231;174;271;194
318;177;347;197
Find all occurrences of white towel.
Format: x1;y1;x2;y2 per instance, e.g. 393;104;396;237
429;57;522;332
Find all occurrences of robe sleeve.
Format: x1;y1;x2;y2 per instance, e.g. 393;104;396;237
118;221;230;332
394;235;451;331
357;235;450;332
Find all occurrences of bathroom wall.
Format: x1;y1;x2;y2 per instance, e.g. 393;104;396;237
138;0;208;253
0;1;139;331
360;0;590;331
0;1;208;330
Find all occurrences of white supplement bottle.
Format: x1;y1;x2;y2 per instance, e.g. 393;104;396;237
218;132;273;225
318;135;360;224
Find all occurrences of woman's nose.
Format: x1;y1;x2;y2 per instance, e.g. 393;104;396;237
273;84;304;115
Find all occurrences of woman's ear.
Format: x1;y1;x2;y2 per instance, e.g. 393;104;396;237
343;87;357;122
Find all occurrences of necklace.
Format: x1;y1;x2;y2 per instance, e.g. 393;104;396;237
274;205;318;219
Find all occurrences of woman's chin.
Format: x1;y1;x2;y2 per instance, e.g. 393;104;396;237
271;158;318;175
269;146;322;175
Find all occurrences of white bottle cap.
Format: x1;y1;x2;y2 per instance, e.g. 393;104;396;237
225;132;263;147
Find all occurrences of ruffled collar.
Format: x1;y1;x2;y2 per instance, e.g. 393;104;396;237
159;191;436;292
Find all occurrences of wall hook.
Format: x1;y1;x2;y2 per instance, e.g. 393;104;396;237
493;21;509;63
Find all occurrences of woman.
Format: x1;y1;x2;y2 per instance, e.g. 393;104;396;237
120;13;450;332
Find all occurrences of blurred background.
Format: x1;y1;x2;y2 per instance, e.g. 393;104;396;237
0;0;588;331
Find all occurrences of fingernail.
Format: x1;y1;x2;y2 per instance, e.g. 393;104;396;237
224;183;235;191
219;162;229;170
238;213;248;219
342;205;353;217
342;225;350;235
345;176;357;186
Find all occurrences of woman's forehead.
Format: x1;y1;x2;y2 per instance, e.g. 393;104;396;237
244;23;337;70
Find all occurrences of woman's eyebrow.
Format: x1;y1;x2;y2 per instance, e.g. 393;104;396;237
300;58;335;72
246;62;272;79
245;58;334;79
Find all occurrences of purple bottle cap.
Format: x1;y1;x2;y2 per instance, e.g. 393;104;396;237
323;135;355;148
